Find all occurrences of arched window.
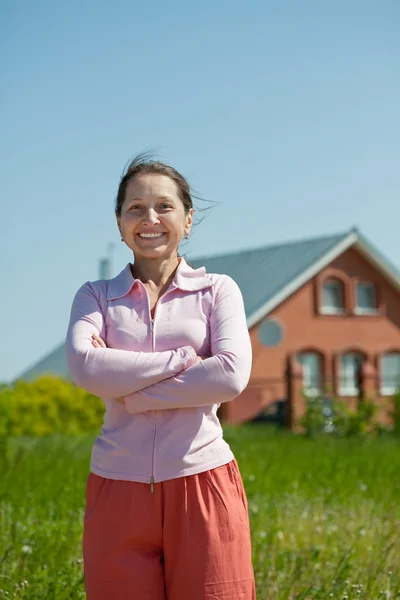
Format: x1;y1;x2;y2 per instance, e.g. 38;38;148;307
355;281;378;314
338;352;364;396
297;352;322;396
321;279;345;315
380;353;400;395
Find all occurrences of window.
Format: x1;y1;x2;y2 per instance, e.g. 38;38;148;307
297;352;322;395
380;353;400;395
355;282;378;314
338;353;363;396
321;279;345;314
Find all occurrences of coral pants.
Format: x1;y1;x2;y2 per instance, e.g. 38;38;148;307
83;460;255;599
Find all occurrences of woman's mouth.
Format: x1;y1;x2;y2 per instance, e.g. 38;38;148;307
137;233;166;239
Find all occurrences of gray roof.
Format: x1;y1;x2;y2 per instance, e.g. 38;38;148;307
17;342;69;382
191;231;348;322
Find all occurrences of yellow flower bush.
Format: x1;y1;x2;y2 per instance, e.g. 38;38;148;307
0;376;104;436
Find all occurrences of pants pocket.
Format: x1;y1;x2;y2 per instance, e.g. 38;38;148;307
227;460;249;516
207;462;248;525
84;473;110;523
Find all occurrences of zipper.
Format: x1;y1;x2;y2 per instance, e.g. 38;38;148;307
145;284;175;493
150;317;156;492
150;371;157;494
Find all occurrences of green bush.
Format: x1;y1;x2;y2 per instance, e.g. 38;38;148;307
0;376;104;436
301;392;378;437
390;388;400;435
299;394;327;436
345;397;378;436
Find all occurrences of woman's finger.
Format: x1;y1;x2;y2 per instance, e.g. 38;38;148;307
92;334;107;348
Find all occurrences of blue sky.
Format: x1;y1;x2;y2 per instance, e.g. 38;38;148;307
1;0;399;382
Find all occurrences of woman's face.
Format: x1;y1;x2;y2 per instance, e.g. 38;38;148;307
117;174;193;261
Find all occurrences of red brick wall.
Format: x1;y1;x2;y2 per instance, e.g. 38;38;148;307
223;247;400;425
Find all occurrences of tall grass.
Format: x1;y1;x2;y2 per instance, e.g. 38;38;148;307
0;428;399;599
226;426;400;599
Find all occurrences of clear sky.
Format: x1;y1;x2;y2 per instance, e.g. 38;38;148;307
1;0;399;382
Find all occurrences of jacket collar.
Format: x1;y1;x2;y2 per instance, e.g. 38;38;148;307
107;257;213;300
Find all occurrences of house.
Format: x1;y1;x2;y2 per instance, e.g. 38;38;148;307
191;227;400;427
17;227;400;427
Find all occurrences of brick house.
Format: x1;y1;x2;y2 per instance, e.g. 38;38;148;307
192;227;400;427
17;228;400;428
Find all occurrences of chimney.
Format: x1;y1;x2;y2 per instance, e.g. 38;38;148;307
99;258;110;280
98;243;115;280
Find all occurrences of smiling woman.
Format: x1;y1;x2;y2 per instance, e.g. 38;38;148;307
65;153;255;600
117;170;193;266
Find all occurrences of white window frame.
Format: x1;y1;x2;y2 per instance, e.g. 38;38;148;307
297;352;322;396
355;281;378;315
320;279;345;315
380;353;400;396
338;353;363;396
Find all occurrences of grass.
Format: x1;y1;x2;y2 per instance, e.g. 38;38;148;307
0;427;399;599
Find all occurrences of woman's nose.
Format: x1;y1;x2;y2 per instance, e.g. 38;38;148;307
143;208;160;225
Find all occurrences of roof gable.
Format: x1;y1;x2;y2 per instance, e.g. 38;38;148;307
17;343;69;382
191;229;400;328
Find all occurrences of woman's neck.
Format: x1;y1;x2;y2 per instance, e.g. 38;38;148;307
131;255;180;288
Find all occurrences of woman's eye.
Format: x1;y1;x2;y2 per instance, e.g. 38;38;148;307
130;205;143;210
159;204;172;210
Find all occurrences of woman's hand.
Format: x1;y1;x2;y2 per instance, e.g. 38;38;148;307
91;334;107;349
91;334;125;403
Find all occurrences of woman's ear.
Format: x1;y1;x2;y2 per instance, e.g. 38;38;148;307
184;208;194;238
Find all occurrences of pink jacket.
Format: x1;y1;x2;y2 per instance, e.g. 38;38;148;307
66;258;252;485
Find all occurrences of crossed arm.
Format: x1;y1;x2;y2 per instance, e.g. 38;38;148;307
122;276;252;413
65;281;198;398
66;276;252;411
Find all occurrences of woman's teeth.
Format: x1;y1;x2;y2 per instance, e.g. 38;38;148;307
138;233;164;238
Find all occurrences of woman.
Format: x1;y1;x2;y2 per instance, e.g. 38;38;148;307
66;155;255;600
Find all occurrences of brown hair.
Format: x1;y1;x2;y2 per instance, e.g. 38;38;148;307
115;152;193;217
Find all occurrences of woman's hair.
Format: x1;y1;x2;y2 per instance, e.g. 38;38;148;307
115;152;193;217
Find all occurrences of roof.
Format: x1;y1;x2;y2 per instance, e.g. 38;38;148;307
191;228;400;328
17;342;69;382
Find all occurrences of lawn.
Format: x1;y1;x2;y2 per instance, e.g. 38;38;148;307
0;427;399;599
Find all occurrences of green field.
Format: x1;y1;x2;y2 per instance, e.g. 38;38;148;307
0;427;399;599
